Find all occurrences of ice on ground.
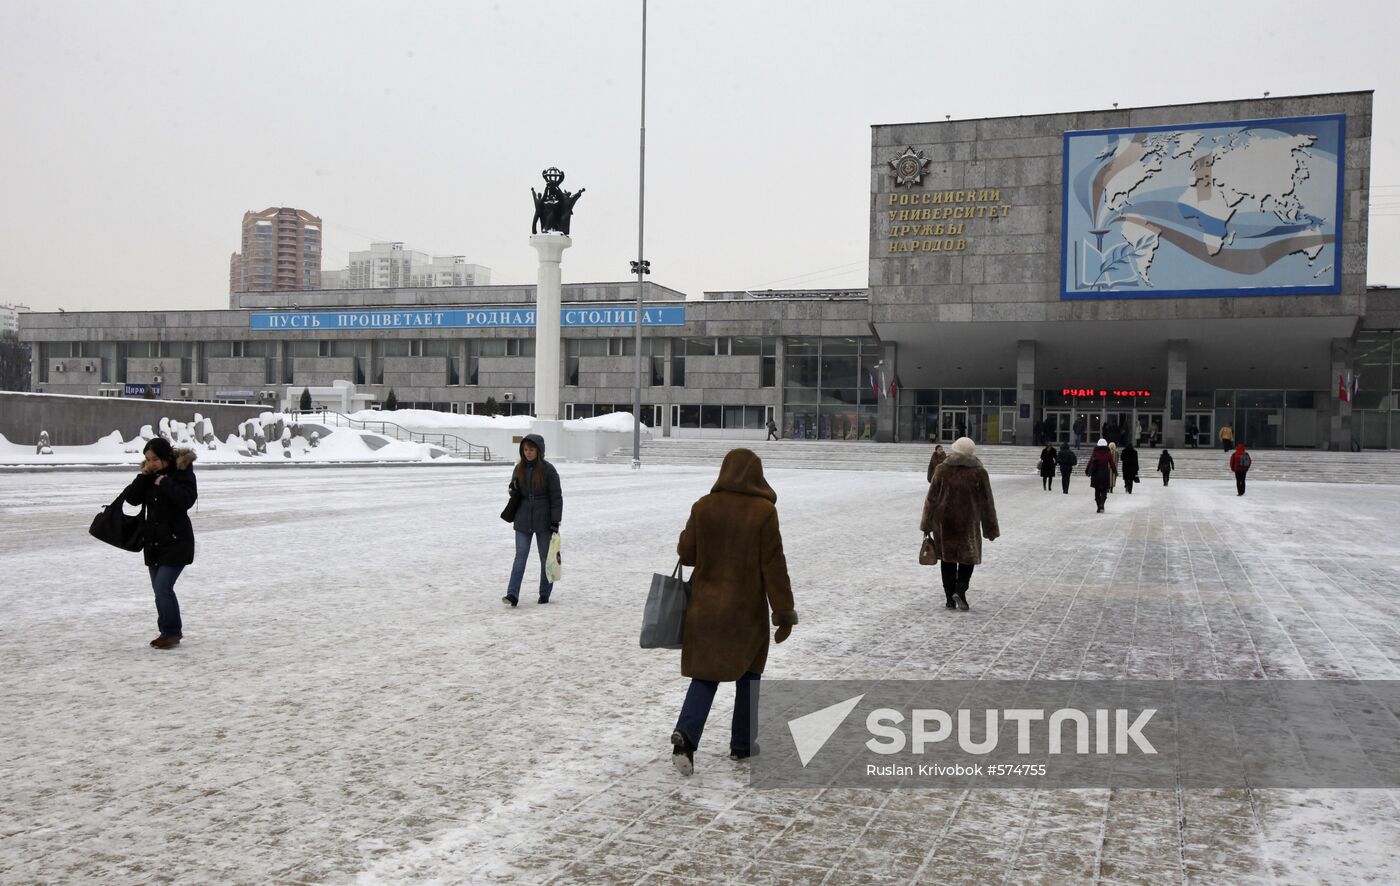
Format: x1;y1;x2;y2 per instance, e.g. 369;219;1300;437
2;467;1399;883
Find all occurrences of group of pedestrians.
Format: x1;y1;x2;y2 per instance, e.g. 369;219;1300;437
99;423;1255;780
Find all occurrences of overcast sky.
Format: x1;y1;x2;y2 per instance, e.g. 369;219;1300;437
2;0;1397;314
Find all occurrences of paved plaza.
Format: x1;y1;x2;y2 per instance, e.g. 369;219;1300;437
3;462;1400;884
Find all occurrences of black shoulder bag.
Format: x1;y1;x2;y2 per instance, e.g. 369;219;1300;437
89;492;145;552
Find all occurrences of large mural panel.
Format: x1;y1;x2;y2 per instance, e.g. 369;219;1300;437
1061;114;1344;299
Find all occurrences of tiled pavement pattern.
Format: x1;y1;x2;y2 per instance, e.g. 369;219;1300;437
3;465;1399;884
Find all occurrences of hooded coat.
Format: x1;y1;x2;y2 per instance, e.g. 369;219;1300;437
1229;443;1250;474
920;451;1000;565
677;449;796;682
1038;445;1057;478
1056;444;1078;471
1085;445;1116;490
1157;450;1175;473
122;447;198;567
510;433;563;533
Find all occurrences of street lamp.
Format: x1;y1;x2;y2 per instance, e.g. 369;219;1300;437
630;0;648;470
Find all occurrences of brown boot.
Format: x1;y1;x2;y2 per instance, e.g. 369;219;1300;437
151;635;181;649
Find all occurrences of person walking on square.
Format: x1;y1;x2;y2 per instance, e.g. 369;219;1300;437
1220;423;1234;452
1108;442;1120;493
921;437;1000;611
1229;442;1252;496
1120;441;1140;494
1056;442;1077;494
1086;438;1115;513
1157;448;1175;486
671;449;796;774
121;437;198;649
503;434;562;606
765;416;779;441
926;443;947;484
1038;444;1057;491
1149;420;1161;448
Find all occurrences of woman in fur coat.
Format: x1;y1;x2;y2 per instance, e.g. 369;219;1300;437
926;444;947;484
671;449;797;774
121;437;198;649
920;437;1000;611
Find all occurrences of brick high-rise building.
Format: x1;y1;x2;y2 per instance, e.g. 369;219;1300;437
229;207;322;293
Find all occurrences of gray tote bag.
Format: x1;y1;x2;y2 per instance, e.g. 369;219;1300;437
640;560;690;649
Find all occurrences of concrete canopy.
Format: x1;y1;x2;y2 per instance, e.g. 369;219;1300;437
875;314;1360;393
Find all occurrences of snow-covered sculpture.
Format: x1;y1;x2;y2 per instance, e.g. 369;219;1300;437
35;430;53;456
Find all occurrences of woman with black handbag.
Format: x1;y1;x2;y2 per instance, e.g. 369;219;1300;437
670;449;797;774
121;437;198;649
501;434;562;607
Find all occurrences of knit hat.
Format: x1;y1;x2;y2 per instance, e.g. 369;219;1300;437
1097;438;1108;447
951;436;975;456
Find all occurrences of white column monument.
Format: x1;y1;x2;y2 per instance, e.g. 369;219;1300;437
529;233;570;455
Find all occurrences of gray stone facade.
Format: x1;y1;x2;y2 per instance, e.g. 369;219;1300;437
870;91;1377;449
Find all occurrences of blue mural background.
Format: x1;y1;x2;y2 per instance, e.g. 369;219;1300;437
1061;114;1344;300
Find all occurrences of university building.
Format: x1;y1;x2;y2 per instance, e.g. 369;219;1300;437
20;91;1400;448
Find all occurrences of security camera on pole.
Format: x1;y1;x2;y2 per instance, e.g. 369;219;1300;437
529;167;585;458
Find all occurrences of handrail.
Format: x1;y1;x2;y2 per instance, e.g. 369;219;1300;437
294;409;492;461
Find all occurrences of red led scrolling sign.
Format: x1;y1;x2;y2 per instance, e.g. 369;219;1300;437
1061;388;1152;398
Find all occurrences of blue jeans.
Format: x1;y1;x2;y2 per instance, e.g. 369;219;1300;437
507;529;554;601
148;564;184;637
676;671;760;754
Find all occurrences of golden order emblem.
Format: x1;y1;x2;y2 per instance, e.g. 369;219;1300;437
890;146;930;189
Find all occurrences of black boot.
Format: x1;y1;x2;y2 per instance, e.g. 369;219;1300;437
671;729;696;776
945;592;957;610
502;595;518;607
954;581;970;611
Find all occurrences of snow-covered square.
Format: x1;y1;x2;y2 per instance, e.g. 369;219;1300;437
4;462;1400;884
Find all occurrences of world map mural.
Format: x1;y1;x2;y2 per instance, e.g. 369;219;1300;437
1061;114;1344;299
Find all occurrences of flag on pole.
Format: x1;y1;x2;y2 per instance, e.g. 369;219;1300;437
888;374;900;398
1351;371;1361;402
1338;372;1349;402
878;367;888;400
869;371;879;399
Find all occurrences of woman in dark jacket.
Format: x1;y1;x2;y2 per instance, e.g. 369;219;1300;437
672;449;796;774
920;437;1000;611
121;437;198;649
1120;442;1140;494
1085;438;1116;513
503;433;563;606
1157;449;1175;486
1038;444;1057;491
1056;442;1077;494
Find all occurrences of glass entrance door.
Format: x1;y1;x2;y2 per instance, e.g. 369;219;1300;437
1044;410;1071;444
940;408;968;443
1185;412;1211;448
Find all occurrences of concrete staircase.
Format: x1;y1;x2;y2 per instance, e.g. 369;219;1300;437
598;439;1400;484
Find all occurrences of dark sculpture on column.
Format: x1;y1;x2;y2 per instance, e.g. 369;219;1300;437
531;167;586;236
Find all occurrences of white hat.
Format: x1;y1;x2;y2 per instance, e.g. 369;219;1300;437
1097;438;1108;447
951;436;975;456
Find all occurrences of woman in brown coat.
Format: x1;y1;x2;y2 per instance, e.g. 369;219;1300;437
672;448;797;775
926;444;947;483
920;437;999;611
